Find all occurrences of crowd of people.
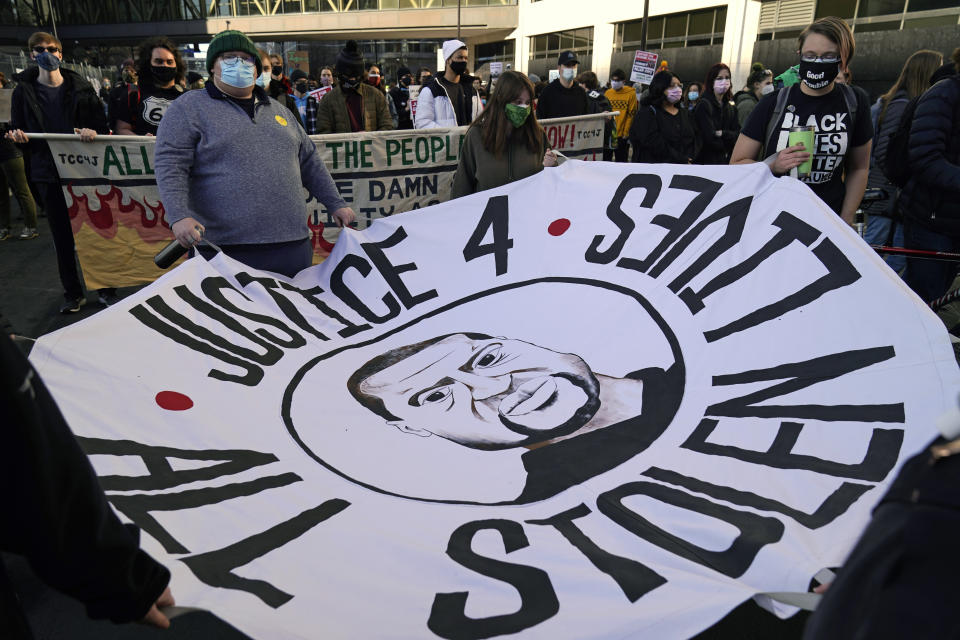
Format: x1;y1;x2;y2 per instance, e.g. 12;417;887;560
1;20;960;312
1;14;960;639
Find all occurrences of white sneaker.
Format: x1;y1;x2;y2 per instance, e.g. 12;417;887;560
19;227;38;239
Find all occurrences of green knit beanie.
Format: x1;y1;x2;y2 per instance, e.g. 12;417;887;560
206;30;261;74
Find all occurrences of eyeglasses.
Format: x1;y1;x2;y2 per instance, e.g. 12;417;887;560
33;45;59;54
221;53;255;66
800;53;841;63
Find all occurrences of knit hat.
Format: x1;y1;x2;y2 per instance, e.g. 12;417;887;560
396;66;412;82
336;40;364;78
442;39;466;62
206;30;261;74
290;69;308;82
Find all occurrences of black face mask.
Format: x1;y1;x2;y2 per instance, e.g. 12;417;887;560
449;60;468;76
400;76;412;87
151;66;177;83
295;81;308;94
799;60;839;90
341;77;360;90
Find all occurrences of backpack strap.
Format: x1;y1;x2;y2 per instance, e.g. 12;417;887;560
837;82;858;153
761;86;792;160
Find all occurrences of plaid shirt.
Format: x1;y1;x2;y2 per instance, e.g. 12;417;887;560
293;95;320;135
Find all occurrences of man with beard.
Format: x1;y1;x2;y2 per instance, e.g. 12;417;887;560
347;333;682;503
114;37;184;136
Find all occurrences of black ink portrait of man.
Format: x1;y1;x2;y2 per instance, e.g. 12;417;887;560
346;332;683;503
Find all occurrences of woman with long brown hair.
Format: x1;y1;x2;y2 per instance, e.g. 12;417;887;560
451;70;557;199
863;49;943;271
693;62;740;164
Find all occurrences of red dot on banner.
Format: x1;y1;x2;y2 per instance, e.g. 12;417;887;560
548;219;571;236
156;391;194;411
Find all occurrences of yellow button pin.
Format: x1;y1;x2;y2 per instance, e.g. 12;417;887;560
275;114;288;126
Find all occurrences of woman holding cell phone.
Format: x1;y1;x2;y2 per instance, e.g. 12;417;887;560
729;16;873;227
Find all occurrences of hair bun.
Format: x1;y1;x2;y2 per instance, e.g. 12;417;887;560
751;62;765;72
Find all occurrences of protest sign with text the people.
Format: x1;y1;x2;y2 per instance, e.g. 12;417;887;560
30;160;960;639
40;113;611;288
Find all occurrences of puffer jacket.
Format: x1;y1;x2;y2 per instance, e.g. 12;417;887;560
900;75;960;235
867;91;908;217
414;75;482;129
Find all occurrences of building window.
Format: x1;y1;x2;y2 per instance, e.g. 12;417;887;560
528;27;593;62
476;40;515;67
762;0;960;38
614;6;726;52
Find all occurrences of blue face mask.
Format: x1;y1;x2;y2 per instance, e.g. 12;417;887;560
219;59;256;89
687;91;699;102
255;70;271;89
36;51;61;72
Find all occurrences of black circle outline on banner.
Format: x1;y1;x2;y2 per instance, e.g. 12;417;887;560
282;276;686;505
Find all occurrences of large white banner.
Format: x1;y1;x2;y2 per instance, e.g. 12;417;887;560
31;161;959;639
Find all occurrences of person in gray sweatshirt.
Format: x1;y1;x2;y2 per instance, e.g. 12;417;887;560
155;29;354;277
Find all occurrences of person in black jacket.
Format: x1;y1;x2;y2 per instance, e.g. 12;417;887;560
5;32;109;314
535;50;588;120
577;71;613;160
899;49;960;303
388;66;415;130
693;62;739;164
630;70;700;164
0;334;174;639
864;49;943;273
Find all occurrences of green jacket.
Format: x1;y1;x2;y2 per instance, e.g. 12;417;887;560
451;125;548;199
315;84;394;134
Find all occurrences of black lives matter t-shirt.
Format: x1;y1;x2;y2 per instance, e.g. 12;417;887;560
115;85;183;135
742;84;873;214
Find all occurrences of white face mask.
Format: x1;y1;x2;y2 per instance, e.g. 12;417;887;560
561;67;576;82
761;83;775;95
611;80;624;90
255;70;271;89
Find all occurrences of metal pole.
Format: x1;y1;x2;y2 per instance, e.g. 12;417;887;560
639;0;649;52
49;0;59;42
457;0;461;41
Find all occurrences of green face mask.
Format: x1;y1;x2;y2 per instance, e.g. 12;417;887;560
505;103;531;128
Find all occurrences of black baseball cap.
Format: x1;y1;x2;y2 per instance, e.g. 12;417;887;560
558;50;578;67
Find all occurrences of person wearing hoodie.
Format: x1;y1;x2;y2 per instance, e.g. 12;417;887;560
536;50;589;120
733;62;773;127
5;31;109;314
389;66;415;130
604;68;638;162
316;41;393;134
415;39;482;129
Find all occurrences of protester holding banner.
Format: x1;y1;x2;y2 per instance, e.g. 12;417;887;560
536;50;589;120
630;70;700;165
0;334;175;637
316;41;393;134
155;29;355;278
6;31;109;313
114;36;185;136
0;135;38;240
290;69;320;135
389;66;415;130
693;63;740;165
451;70;556;199
415;39;482;129
732;16;873;226
604;68;638;162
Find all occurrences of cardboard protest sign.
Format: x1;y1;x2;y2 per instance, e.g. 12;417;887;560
31;160;959;639
631;51;659;85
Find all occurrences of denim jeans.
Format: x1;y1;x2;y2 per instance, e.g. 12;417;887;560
862;214;905;274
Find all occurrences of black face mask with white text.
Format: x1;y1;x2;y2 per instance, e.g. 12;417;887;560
799;60;839;90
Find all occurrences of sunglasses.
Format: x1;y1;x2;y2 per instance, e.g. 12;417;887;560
33;45;60;54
